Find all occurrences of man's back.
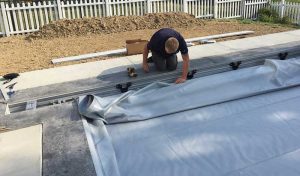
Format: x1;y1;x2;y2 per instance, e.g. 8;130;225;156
147;28;188;57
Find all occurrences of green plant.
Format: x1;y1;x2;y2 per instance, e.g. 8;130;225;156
280;16;291;24
239;19;254;24
257;8;280;23
257;8;291;24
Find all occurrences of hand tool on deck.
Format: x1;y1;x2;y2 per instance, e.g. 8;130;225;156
3;73;19;84
127;67;138;78
0;127;11;133
116;82;132;93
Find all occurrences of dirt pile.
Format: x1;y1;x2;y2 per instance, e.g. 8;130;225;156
27;13;204;39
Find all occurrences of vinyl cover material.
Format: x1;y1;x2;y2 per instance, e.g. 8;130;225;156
79;59;300;124
79;58;300;176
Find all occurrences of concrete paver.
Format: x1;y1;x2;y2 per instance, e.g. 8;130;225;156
0;125;42;176
0;103;97;176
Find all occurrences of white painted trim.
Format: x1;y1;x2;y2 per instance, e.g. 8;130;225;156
217;0;241;4
5;4;56;10
52;48;127;64
185;31;254;43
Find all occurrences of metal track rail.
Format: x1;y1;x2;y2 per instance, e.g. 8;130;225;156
7;48;300;114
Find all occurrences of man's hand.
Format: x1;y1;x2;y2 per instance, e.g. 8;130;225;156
175;77;186;84
177;53;189;84
143;63;149;73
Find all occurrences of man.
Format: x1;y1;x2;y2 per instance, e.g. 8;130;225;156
143;28;190;84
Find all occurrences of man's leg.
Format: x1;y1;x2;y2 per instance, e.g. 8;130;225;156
166;54;178;71
151;52;167;71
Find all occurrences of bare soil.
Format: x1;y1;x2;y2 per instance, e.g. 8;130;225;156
0;12;297;76
28;13;204;39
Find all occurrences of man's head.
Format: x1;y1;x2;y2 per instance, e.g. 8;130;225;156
165;37;179;54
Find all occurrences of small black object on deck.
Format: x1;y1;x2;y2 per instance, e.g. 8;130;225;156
116;82;132;93
3;73;19;84
187;69;197;80
278;52;288;60
229;61;242;70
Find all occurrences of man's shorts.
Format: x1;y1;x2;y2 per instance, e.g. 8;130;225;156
151;51;178;71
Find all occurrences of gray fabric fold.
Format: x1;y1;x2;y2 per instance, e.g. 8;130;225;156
78;58;300;124
81;118;120;176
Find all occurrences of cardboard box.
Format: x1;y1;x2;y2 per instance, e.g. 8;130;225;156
126;39;148;55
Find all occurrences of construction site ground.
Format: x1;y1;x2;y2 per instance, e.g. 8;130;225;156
1;30;300;176
4;29;300;91
0;12;299;76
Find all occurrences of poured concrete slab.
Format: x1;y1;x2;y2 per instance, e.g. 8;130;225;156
14;57;134;91
218;31;300;50
0;125;42;176
286;30;300;37
188;43;238;59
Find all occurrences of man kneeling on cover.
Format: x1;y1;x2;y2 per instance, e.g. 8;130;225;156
142;28;190;84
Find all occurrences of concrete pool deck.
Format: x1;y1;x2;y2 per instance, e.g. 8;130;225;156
5;29;300;91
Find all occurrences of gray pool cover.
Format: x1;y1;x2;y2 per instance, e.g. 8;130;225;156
79;58;300;176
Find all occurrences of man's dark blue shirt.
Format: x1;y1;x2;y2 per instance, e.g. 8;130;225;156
147;28;188;58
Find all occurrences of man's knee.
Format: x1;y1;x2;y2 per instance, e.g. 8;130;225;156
152;52;167;71
166;55;178;71
155;63;167;71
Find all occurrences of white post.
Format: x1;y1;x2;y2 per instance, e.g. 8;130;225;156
0;3;5;35
105;0;111;16
241;0;245;18
214;0;218;18
0;2;10;37
280;0;285;18
183;0;188;13
56;0;63;19
147;0;151;13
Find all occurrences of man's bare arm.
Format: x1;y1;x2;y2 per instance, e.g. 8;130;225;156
175;53;190;84
142;44;150;72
